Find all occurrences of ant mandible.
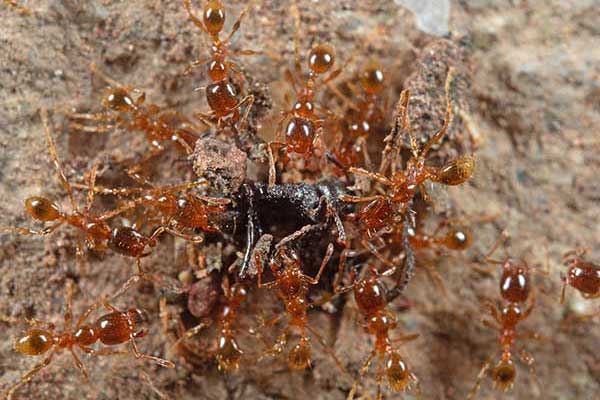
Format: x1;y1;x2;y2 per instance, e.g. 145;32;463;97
172;275;249;372
341;71;475;238
183;0;257;131
560;248;600;303
336;264;422;400
0;109;136;255
68;63;199;155
254;225;346;372
1;279;174;400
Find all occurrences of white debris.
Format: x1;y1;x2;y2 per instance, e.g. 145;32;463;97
395;0;450;36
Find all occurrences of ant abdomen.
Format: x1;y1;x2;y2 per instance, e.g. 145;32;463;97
288;338;311;370
25;196;61;221
431;155;475;186
386;352;411;391
15;329;54;356
108;227;153;258
216;331;243;372
203;0;226;35
307;44;335;75
491;359;516;390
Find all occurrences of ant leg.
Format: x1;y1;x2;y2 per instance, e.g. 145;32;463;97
339;194;386;204
75;301;101;329
375;352;384;400
519;349;539;391
347;349;377;400
466;353;494;400
0;315;55;330
69;347;89;379
63;279;75;330
130;338;176;368
420;68;455;157
360;238;396;270
194;111;216;129
254;253;278;289
284;68;299;93
348;167;393;186
305;243;334;285
109;273;142;302
484;230;510;265
40;109;76;211
223;0;252;44
169;322;209;353
391;333;420;344
306;324;349;376
79;346;129;357
97;199;139;221
420;261;448;299
0;221;65;236
182;56;210;76
235;95;255;134
267;142;279;187
379;90;411;174
481;300;501;324
182;0;208;33
5;352;55;400
290;0;303;79
163;226;204;243
84;164;99;213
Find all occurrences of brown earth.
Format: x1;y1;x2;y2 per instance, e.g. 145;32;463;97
0;1;598;399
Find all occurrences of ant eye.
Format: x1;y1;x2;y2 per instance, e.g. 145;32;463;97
25;197;60;221
307;44;335;74
203;0;225;34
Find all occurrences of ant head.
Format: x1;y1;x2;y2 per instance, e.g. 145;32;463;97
492;359;516;390
307;44;335;75
500;259;530;303
354;272;387;314
208;59;227;81
386;351;411;391
25;196;60;222
15;329;54;356
203;0;225;35
444;226;473;250
288;337;311;370
229;282;249;306
361;62;385;95
102;88;136;112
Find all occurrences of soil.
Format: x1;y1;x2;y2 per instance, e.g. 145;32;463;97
1;1;599;400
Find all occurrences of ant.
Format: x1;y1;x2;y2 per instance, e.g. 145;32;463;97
267;1;353;186
336;264;422;400
182;0;257;131
253;225;346;372
467;234;546;398
330;61;388;173
560;248;600;303
341;71;475;238
0;109;137;255
1;279;174;400
68;63;199;154
171;275;249;372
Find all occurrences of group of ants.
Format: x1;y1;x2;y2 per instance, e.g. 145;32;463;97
1;0;599;399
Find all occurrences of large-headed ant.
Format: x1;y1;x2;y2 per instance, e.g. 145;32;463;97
560;248;600;303
336;264;421;400
1;280;174;400
253;225;345;372
68;63;199;154
183;0;257;131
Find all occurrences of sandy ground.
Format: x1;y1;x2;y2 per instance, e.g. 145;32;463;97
0;0;599;399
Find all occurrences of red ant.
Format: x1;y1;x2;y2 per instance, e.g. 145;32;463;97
467;233;546;398
336;264;421;400
560;248;600;303
0;109;137;255
267;1;354;186
0;279;174;400
341;71;475;238
330;61;388;173
171;275;249;372
253;225;346;372
183;0;257;131
68;63;199;154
